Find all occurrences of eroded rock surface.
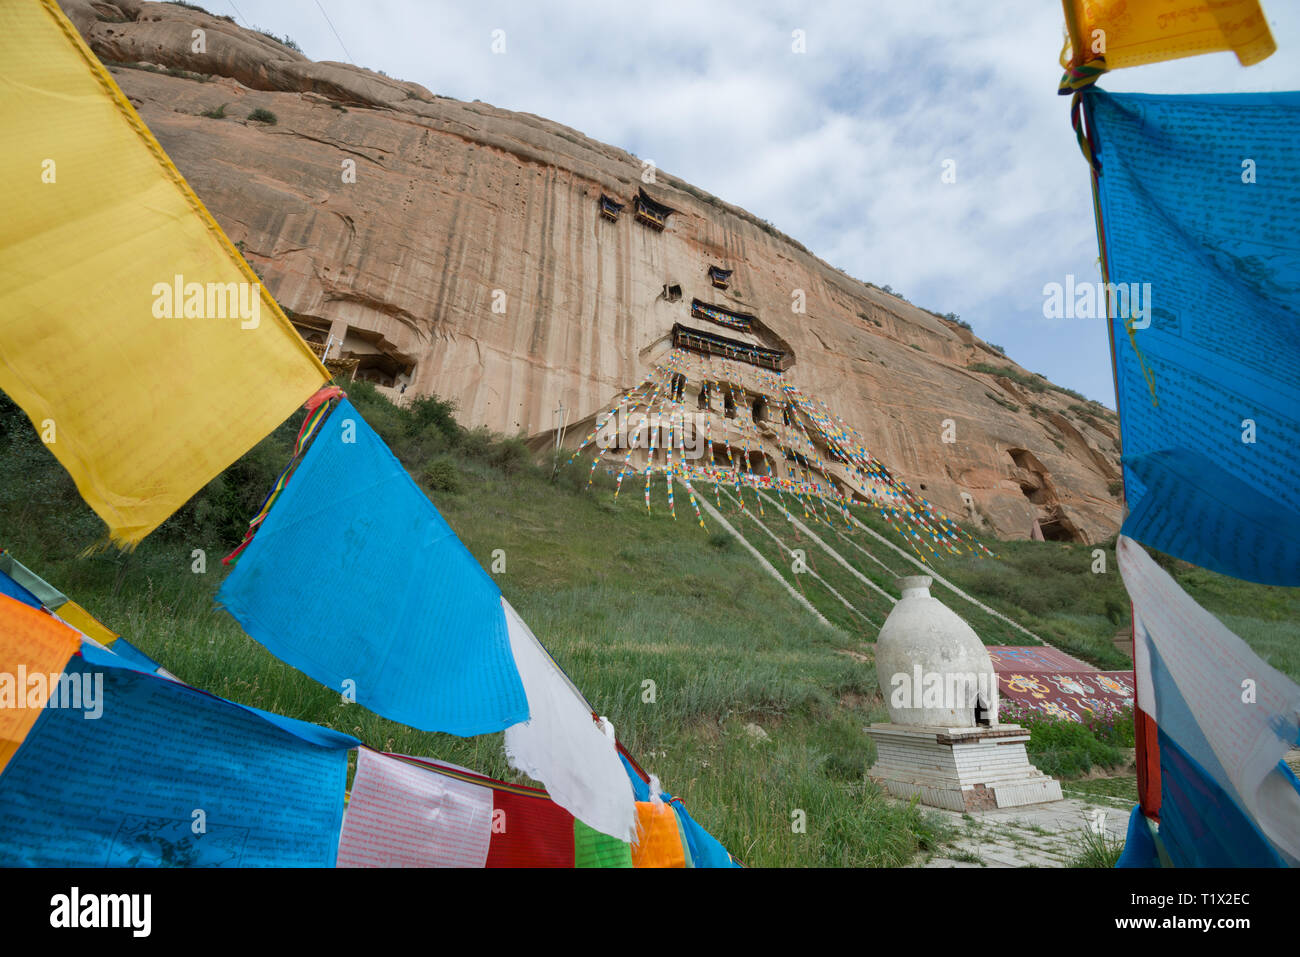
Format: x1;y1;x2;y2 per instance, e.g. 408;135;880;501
61;0;1123;542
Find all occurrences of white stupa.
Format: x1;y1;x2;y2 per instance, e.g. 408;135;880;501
865;576;1062;811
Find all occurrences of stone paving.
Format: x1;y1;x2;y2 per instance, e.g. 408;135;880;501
907;750;1300;867
905;792;1132;868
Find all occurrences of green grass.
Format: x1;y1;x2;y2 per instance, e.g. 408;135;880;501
1064;773;1139;808
247;108;277;125
1069;825;1126;867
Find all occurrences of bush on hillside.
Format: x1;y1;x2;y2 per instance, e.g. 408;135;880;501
422;458;461;494
1001;700;1133;779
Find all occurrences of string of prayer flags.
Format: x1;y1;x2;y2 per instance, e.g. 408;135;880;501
1061;0;1275;75
1118;536;1300;866
0;548;153;665
501;598;637;842
0;650;356;866
0;1;329;546
216;398;528;736
0;593;81;775
337;751;638;868
1082;89;1300;586
0;570;41;610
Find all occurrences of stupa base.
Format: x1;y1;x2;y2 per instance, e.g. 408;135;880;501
865;723;1062;812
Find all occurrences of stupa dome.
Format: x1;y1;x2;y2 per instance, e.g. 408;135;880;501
875;576;998;728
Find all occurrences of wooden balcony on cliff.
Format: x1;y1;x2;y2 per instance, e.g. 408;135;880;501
672;322;789;371
598;193;624;222
634;188;676;231
707;265;732;289
690;298;754;333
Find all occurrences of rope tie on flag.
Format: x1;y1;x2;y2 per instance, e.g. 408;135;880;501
1058;56;1107;94
222;386;346;566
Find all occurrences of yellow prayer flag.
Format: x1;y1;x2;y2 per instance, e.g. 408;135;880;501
55;600;119;647
1063;0;1275;71
0;1;328;546
0;594;82;774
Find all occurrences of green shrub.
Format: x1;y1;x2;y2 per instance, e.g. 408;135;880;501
488;436;532;476
247;108;277;125
406;393;461;444
1001;701;1133;779
458;425;494;460
422;458;461;494
201;103;227;119
969;362;1049;393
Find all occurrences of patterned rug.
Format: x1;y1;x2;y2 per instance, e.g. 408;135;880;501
988;647;1134;722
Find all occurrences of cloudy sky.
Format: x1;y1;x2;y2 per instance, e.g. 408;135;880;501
226;1;1299;407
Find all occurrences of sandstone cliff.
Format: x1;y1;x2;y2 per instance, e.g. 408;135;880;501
61;0;1123;542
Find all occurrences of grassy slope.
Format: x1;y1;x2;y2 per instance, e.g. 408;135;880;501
1;382;1296;866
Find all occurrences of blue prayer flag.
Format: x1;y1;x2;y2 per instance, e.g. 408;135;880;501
0;655;352;866
217;399;528;735
1086;89;1300;585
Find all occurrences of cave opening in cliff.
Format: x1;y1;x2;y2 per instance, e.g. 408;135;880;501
708;265;732;290
1006;448;1088;543
752;395;768;424
723;391;736;419
634;189;676;230
698;382;711;411
598;194;623;221
662;282;682;302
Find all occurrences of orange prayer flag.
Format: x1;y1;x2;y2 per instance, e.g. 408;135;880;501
0;594;82;774
630;801;688;868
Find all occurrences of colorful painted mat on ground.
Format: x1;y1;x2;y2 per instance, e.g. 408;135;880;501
997;670;1135;723
217;398;528;737
0;1;328;545
1084;88;1300;586
987;645;1097;673
990;645;1133;721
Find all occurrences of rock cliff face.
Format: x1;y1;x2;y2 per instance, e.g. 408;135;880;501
61;0;1123;542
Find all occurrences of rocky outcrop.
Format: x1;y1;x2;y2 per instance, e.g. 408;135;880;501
60;0;1123;542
